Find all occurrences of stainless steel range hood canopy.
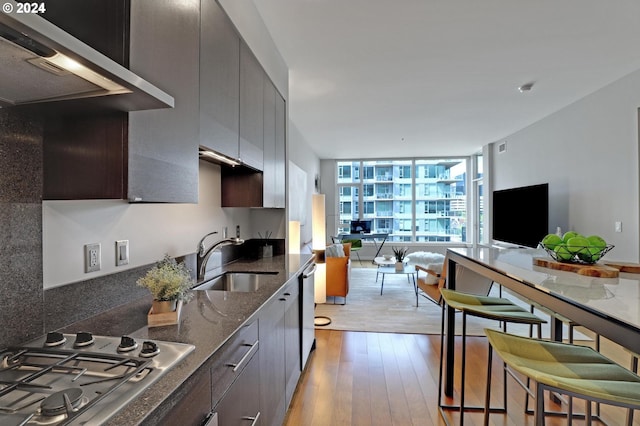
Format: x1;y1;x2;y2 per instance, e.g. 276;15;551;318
0;2;174;111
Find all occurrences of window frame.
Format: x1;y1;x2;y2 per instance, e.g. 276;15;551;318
335;157;472;244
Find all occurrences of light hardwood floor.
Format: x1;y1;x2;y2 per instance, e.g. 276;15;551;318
285;329;639;426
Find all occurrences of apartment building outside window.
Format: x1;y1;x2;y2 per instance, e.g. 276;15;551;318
336;158;469;243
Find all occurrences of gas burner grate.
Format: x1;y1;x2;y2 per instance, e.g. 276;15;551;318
0;347;152;425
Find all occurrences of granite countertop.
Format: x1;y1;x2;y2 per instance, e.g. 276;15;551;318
56;253;314;425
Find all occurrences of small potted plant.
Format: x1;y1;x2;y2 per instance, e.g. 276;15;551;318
137;255;194;325
392;246;408;271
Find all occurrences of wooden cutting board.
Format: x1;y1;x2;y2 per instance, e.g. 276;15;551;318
533;257;619;278
604;261;640;274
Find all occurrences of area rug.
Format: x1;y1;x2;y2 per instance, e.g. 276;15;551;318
315;267;590;339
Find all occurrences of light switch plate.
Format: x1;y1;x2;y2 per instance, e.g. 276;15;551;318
116;240;129;266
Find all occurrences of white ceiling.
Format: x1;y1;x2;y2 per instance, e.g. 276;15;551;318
252;0;640;159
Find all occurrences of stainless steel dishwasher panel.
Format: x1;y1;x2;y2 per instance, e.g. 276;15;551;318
300;262;316;368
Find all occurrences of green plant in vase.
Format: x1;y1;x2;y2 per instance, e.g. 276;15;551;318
137;254;194;313
392;246;408;263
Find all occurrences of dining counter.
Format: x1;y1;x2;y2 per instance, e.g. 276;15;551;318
443;246;640;397
52;253;314;425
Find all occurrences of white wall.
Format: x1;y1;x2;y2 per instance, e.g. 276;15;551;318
491;68;640;262
42;161;251;288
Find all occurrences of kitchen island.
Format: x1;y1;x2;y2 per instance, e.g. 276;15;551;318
53;253;314;425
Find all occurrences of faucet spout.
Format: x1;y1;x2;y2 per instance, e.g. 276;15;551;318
196;235;244;281
197;231;218;256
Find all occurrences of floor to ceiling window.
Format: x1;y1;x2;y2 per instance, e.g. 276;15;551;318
473;153;484;245
336;158;470;243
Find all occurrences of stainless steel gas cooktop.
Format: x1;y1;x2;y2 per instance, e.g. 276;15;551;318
0;332;194;425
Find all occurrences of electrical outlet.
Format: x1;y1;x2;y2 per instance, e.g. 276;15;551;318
85;243;101;273
116;240;129;266
615;221;622;233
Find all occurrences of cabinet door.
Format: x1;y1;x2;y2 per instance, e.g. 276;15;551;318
214;352;261;426
262;79;276;207
200;0;240;160
260;80;285;208
41;1;128;200
284;280;301;406
274;92;286;208
159;370;212;426
41;0;129;66
43;112;127;200
239;42;264;171
128;0;199;203
259;291;286;426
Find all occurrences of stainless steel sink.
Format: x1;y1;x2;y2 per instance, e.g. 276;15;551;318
193;272;277;292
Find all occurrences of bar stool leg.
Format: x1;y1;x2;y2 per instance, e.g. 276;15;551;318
483;344;493;426
460;312;468;425
437;301;447;410
535;384;545;426
627;355;638;426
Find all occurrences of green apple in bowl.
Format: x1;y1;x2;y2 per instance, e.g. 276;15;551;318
541;233;563;250
562;231;581;243
579;250;600;263
587;235;607;250
554;243;573;261
566;236;590;254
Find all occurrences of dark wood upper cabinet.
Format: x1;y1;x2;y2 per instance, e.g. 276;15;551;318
200;0;267;173
41;1;129;200
42;0;199;202
263;78;276;207
43;112;127;200
239;43;264;171
127;0;199;203
274;90;286;208
40;0;129;66
263;80;286;208
200;0;240;161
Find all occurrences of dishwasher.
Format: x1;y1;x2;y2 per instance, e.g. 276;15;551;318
299;261;317;368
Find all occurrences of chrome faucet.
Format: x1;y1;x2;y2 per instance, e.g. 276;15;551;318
196;232;244;281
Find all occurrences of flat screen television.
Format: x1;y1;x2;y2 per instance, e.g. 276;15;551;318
350;220;371;234
492;183;548;248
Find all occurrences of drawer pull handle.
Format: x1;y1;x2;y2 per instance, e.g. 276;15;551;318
226;339;258;372
284;292;291;296
242;411;261;426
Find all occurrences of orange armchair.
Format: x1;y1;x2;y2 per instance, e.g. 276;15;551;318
325;242;351;304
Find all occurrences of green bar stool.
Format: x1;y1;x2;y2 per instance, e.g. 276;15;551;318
484;328;640;426
527;305;603;418
438;288;546;426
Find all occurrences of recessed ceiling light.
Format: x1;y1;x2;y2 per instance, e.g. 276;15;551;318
518;82;534;93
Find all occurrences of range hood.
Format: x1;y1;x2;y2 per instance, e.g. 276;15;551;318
0;1;174;111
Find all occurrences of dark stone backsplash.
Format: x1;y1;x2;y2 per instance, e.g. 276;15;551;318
44;264;152;332
0;109;44;349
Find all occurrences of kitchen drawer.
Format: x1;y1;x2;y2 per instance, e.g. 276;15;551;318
210;320;259;407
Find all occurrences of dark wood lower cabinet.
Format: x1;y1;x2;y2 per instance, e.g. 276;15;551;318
213;352;261;425
159;370;212;426
157;272;309;426
259;278;300;426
